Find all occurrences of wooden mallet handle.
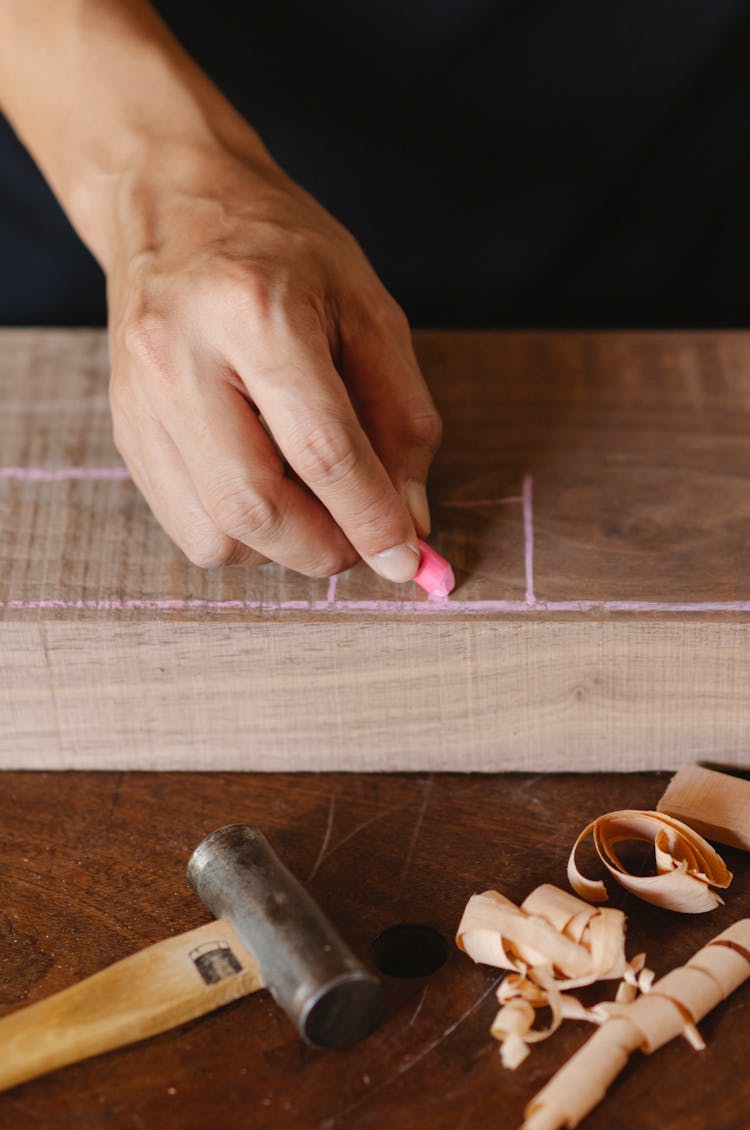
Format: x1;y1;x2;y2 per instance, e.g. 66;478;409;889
0;919;262;1094
0;825;384;1093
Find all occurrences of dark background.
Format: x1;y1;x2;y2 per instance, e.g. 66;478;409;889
1;0;749;328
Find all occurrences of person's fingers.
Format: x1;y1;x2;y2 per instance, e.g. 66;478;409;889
225;332;422;583
339;303;443;538
152;368;361;578
110;387;267;568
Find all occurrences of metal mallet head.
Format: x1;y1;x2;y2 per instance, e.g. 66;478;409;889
0;824;383;1096
187;824;383;1049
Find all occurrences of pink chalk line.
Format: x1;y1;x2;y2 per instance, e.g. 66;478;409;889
3;467;748;613
0;466;131;481
522;473;535;606
2;598;750;614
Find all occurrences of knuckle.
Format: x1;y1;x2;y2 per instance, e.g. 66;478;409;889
305;559;338;579
346;498;399;545
211;268;265;316
211;486;282;543
184;536;236;570
209;264;307;349
409;405;443;453
121;311;171;374
209;259;287;322
290;420;359;486
220;541;266;568
386;300;411;337
368;293;410;338
305;548;358;579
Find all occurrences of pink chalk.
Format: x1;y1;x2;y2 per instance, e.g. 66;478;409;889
413;538;455;598
0;466;131;481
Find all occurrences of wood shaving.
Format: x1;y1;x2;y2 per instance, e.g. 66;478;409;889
567;809;732;912
456;884;647;1067
521;919;750;1130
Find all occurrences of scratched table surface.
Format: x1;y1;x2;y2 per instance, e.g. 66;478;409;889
0;771;748;1130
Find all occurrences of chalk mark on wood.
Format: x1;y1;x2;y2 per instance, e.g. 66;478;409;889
4;597;750;613
4;467;750;613
522;472;535;606
326;574;339;606
0;466;130;481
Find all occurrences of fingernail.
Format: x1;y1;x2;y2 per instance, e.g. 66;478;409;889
372;542;420;583
403;480;431;537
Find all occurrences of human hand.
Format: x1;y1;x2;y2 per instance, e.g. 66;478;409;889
106;145;442;581
0;0;441;582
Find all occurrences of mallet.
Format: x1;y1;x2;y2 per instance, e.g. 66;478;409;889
0;824;383;1093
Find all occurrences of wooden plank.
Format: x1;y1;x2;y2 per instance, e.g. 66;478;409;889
1;328;750;770
0;770;748;1129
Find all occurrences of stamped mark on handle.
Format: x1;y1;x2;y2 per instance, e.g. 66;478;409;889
189;941;244;985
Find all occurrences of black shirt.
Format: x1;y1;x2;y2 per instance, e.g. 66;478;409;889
1;1;749;327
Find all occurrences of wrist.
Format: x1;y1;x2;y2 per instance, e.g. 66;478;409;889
0;1;278;273
73;118;280;274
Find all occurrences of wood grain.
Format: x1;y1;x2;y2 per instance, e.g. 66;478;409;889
0;919;262;1094
0;770;747;1130
658;763;750;852
1;329;750;769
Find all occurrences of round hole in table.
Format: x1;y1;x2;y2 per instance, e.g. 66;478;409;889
370;923;450;978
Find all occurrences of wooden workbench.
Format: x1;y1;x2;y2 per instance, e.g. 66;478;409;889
1;329;750;769
0;770;747;1130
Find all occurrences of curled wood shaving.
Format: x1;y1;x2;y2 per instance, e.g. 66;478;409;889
567;809;732;912
489;954;653;1069
521;919;750;1130
458;894;582;982
614;952;651;1003
456;884;628;986
491;971;565;1068
491;996;537;1069
456;884;646;1067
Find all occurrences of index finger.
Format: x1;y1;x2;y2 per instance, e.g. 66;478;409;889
230;335;421;584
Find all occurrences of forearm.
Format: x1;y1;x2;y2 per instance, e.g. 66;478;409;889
0;0;274;269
